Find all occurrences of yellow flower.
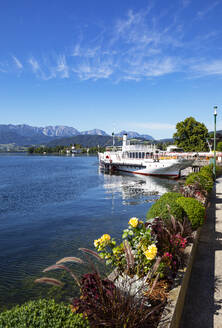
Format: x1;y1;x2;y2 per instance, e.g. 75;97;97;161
128;217;139;228
70;305;79;312
144;244;157;260
94;238;101;248
100;234;111;245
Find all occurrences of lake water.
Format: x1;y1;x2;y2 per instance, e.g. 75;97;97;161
0;154;177;309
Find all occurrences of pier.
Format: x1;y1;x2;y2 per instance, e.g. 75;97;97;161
181;160;220;176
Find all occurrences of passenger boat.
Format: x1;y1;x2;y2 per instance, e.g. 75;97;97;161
98;134;195;178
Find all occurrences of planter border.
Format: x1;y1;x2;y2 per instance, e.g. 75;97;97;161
157;227;201;328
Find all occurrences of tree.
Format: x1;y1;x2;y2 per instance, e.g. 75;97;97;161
173;117;209;152
217;141;222;151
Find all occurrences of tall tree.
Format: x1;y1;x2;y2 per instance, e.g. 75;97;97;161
173;117;209;151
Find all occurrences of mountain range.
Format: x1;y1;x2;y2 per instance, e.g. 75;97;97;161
0;124;154;146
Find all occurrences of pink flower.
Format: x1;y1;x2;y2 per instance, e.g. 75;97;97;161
163;252;173;260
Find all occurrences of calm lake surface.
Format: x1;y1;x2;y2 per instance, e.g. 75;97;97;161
0;154;178;309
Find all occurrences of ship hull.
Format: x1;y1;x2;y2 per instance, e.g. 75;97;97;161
99;159;194;178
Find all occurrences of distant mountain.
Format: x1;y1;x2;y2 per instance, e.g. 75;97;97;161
115;130;154;140
42;126;80;137
155;138;174;143
0;124;155;146
140;134;155;141
47;135;122;148
81;129;109;136
210;130;222;136
0;124;80;138
0;129;52;146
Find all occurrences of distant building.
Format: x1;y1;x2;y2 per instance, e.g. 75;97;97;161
166;145;184;152
71;145;82;154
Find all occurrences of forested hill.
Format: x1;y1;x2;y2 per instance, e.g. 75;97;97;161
47;135;122;148
0;129;52;146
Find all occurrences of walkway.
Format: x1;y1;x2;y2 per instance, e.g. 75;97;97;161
180;177;222;328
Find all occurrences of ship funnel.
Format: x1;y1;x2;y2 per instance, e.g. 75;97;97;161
123;133;127;148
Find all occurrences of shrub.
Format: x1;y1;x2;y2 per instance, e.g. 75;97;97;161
185;172;213;193
199;165;214;180
176;197;205;229
158;192;182;201
146;192;185;223
0;299;89;328
216;165;222;177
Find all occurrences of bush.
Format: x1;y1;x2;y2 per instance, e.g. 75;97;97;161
176;197;205;229
146;192;185;222
0;299;89;328
158;192;182;201
216;165;222;177
185;172;213;193
199;165;214;180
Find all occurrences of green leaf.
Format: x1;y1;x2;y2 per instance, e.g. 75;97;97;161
106;259;112;265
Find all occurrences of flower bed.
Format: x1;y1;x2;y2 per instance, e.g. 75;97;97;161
157;228;201;328
17;164;217;327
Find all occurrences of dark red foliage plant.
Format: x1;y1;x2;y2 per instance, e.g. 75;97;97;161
70;271;165;328
149;216;193;277
35;249;166;328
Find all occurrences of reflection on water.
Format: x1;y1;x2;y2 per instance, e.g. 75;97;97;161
100;170;178;206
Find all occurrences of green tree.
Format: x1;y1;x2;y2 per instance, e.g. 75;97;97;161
217;141;222;151
28;146;35;153
173;117;209;151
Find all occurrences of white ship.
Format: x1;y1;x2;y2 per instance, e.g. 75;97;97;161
98;134;195;178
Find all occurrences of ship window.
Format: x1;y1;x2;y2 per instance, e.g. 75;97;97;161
139;152;141;158
142;152;145;158
136;153;138;158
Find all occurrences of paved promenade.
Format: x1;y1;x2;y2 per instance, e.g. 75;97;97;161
180;177;222;328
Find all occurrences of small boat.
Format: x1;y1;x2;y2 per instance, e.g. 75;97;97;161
98;134;194;178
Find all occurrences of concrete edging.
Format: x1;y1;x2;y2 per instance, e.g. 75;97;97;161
157;227;201;328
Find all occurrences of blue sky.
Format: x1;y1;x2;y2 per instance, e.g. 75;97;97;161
1;0;222;138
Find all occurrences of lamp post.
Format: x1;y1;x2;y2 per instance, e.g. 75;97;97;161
213;106;218;178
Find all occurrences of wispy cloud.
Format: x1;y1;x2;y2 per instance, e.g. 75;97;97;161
122;57;178;79
12;55;23;69
197;1;221;19
28;57;55;80
191;59;222;76
1;1;222;82
72;58;113;80
28;57;40;73
55;55;69;78
68;6;184;81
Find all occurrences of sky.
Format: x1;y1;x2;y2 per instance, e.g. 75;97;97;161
1;0;222;139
